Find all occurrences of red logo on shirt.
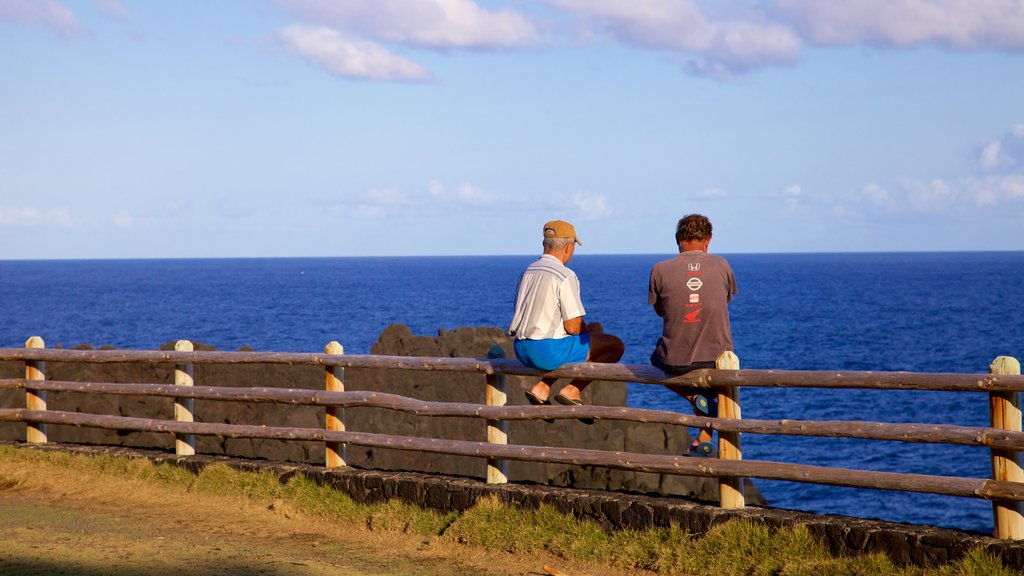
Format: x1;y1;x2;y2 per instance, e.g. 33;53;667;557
684;308;702;323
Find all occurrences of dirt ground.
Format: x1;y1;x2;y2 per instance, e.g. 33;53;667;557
0;457;617;576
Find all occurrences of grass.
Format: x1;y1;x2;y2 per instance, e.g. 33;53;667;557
0;445;1017;576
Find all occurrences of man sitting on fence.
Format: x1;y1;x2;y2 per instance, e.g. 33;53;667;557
508;219;624;422
649;214;737;456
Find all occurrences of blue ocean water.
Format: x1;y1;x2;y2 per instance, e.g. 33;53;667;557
2;252;1023;534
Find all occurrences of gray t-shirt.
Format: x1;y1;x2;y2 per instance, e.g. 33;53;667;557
648;250;737;367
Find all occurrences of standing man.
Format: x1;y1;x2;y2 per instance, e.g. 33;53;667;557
509;220;625;419
649;214;737;456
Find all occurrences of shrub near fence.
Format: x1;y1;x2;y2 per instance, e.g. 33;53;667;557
1;337;1023;538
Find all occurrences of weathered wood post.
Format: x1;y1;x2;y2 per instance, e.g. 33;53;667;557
325;340;347;468
174;340;195;456
25;336;47;444
716;350;744;509
990;355;1023;539
486;344;509;484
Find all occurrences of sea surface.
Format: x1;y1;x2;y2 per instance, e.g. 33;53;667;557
2;252;1023;534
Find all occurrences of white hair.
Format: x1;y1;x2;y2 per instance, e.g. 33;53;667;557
543;236;574;251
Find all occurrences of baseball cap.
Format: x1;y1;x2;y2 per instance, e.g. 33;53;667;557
543;220;582;246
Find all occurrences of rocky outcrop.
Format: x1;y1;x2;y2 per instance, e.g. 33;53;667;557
0;324;762;503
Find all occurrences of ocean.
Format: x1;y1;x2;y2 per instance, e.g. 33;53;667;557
2;252;1023;534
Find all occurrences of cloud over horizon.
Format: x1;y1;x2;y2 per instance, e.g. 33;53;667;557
0;205;77;228
324;181;613;221
826;125;1024;217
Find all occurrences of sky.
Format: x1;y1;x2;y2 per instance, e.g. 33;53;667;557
1;0;1023;259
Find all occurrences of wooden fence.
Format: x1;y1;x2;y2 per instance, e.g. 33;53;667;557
1;337;1023;539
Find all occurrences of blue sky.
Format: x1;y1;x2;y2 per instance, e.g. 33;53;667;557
1;0;1023;259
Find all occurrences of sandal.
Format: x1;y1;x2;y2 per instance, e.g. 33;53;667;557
553;393;595;425
525;390;554;423
693;394;718;418
685;442;715;458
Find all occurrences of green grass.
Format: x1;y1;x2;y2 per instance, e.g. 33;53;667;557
0;445;1017;576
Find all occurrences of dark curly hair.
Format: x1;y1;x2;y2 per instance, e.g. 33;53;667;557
675;214;712;245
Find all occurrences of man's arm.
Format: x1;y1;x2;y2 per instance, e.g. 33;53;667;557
563;316;584;335
648;267;665;317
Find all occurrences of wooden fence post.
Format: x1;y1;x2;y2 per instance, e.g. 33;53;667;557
25;336;47;444
174;340;195;456
325;341;347;468
486;344;509;484
990;355;1023;539
716;350;744;509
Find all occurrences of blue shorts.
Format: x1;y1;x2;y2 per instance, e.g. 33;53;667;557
514;334;591;371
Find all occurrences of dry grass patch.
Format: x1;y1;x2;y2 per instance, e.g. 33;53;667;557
0;445;1018;576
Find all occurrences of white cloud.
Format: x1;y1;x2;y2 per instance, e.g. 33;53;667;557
561;192;613;220
902;178;956;211
861;183;891;204
111;210;159;230
827;126;1024;216
979;141;1003;170
978;124;1024;171
545;0;715;52
278;25;431;82
781;184;802;210
429;180;497;205
275;0;538;49
270;1;1024;81
0;206;76;228
694;187;729;199
547;0;800;77
326;181;613;221
0;0;84;37
544;0;1024;77
966;174;1024;206
773;0;1024;51
326;187;420;219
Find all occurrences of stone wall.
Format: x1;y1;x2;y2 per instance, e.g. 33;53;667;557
0;324;762;503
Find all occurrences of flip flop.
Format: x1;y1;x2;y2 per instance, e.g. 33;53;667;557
553;393;594;425
525;390;554;423
685;441;715;458
693;394;718;418
524;390;550;405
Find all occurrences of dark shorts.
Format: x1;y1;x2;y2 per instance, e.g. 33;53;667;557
514;334;591;371
651;354;717;376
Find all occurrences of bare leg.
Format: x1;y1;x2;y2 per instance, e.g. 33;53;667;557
665;385;714;446
557;332;625;401
529;376;559;401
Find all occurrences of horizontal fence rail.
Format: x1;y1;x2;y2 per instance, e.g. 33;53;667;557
1;342;1022;539
3;407;1024;503
3;348;1024;391
3;378;1024;450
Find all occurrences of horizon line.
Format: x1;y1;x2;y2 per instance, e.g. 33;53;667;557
2;248;1024;263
